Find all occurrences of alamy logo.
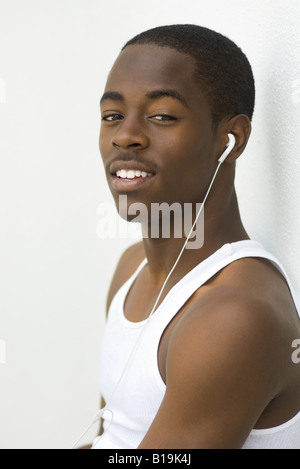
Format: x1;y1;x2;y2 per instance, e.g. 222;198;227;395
291;339;300;364
0;339;6;364
96;195;204;249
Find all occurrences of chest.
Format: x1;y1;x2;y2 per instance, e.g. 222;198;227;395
123;272;210;384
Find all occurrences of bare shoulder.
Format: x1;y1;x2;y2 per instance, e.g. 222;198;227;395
139;257;300;448
106;241;145;313
169;256;300;386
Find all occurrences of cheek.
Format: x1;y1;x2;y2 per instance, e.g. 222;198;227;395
99;127;106;155
99;127;114;171
161;129;209;176
158;133;213;202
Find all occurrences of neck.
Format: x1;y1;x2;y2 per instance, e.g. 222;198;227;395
140;187;248;289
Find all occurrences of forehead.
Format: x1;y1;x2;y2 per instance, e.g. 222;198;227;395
104;44;207;108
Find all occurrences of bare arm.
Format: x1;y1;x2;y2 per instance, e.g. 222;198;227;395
139;291;283;449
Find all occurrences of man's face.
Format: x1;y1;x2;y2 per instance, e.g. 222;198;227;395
99;44;219;217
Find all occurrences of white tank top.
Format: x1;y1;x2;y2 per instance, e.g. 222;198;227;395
92;240;300;449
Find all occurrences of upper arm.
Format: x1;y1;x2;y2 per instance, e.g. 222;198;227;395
139;293;282;449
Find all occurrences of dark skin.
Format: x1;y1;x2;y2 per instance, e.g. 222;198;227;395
97;44;300;449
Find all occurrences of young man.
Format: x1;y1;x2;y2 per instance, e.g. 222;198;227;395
92;25;300;449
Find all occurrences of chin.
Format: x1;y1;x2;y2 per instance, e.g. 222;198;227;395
114;194;149;224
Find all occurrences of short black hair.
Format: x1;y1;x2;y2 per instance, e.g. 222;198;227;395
122;24;255;125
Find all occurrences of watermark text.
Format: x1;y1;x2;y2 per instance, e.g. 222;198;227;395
96;196;204;249
291;339;300;364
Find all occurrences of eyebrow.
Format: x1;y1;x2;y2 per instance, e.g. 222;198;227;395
100;91;124;103
145;89;188;107
100;89;188;107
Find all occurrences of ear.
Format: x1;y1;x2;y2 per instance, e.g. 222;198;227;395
219;114;252;163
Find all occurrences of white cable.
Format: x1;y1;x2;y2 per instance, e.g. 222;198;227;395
72;160;224;449
71;409;105;449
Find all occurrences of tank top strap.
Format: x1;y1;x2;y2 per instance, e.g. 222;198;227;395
109;240;300;324
149;240;300;321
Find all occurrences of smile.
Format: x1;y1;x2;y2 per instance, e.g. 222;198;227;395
116;169;153;179
111;170;155;192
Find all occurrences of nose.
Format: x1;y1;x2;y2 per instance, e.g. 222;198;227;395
111;116;149;151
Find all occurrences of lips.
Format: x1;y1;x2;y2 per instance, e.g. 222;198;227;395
108;157;156;192
111;171;155;192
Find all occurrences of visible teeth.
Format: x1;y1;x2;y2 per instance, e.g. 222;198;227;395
116;169;152;179
119;169;127;178
126;170;135;179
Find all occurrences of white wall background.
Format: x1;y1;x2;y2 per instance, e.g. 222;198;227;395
0;0;299;449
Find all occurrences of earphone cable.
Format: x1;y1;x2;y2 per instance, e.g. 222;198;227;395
72;160;223;449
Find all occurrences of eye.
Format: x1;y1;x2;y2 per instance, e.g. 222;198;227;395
101;113;123;122
151;114;177;122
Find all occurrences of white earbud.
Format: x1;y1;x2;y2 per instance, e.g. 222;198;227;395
218;133;236;163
